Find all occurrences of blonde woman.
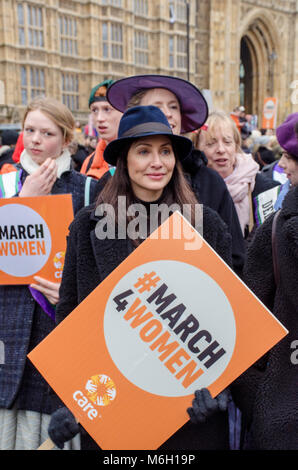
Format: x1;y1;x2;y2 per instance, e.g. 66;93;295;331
197;111;280;238
0;97;101;449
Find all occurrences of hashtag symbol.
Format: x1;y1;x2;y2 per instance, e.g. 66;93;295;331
134;272;161;293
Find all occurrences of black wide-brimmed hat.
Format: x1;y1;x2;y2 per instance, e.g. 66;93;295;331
104;105;193;166
106;74;208;134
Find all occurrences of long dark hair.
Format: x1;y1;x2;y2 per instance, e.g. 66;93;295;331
96;140;199;244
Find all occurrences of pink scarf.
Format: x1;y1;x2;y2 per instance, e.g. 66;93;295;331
224;153;259;235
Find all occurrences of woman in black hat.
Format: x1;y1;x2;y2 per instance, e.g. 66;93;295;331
48;105;232;450
106;74;246;278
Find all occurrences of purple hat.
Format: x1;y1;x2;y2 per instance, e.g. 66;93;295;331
276;113;298;158
106;75;208;134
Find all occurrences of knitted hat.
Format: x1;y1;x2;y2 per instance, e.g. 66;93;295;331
104;105;193;166
276;113;298;158
88;79;114;108
106;75;208;133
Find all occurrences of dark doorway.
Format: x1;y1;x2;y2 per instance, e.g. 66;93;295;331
240;37;253;114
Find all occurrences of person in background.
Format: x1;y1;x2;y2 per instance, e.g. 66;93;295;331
253;135;276;169
197;110;280;239
274;113;298;209
69;135;98;172
0;130;19;173
231;113;298;450
230;106;245;133
106;74;246;277
74;120;82;135
0;97;102;450
48;105;232;451
80;79;122;180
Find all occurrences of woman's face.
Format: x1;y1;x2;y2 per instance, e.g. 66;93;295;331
90;101;122;144
198;123;237;179
279;152;298;186
127;135;176;201
140;88;182;135
23;109;66;165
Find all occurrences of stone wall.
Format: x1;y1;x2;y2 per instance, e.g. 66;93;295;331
0;0;297;126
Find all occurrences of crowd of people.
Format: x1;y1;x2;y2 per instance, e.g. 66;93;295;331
0;73;297;451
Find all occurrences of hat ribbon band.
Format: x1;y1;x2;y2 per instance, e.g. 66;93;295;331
121;122;172;138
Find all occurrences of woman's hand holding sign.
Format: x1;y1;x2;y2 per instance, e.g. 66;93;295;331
19;158;57;197
48;407;80;449
30;276;60;305
187;388;230;424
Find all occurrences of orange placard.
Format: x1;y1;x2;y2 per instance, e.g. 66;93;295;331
28;212;287;450
262;97;278;129
0;195;74;284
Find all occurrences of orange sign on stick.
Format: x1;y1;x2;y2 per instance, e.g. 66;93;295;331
28;212;287;450
262;97;278;129
0;195;74;285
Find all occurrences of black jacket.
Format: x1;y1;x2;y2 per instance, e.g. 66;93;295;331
252;171;280;201
55;202;233;450
71;145;92;171
232;186;298;450
0;146;15;170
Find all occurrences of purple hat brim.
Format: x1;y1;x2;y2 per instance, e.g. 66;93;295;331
106;75;208;134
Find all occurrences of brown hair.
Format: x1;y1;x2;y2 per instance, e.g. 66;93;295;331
22;96;75;144
96;141;199;245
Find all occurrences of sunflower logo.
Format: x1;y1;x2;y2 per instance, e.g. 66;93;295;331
85;374;116;407
53;251;65;270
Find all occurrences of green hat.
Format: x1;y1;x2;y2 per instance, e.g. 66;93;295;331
88;79;114;108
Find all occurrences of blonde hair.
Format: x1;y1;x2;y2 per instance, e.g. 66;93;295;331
22;96;75;144
197;110;242;153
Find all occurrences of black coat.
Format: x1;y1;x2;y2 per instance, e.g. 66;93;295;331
0;146;15;170
56;202;233;450
232;186;298;450
252;171;280;201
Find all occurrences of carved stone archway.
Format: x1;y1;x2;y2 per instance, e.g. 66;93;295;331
239;10;280;124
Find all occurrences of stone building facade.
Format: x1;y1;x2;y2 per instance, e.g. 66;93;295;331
0;0;297;128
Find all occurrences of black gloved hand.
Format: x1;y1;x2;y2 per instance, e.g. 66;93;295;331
187;387;230;424
48;407;80;449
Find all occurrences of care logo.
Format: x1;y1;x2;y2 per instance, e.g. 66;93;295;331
72;374;116;421
85;374;116;407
